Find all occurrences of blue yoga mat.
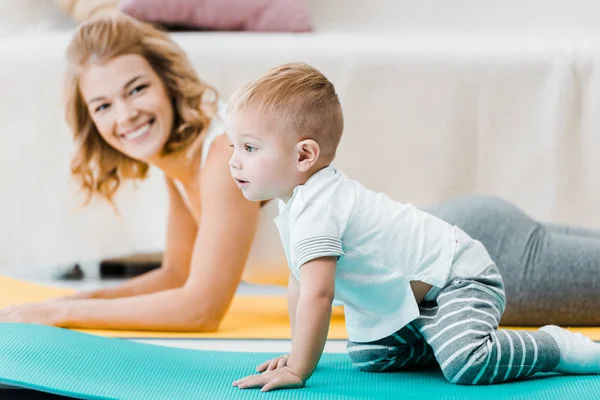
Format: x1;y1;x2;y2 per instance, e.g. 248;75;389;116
1;323;599;399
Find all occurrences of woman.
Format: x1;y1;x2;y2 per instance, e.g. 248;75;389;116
0;13;269;332
0;14;597;329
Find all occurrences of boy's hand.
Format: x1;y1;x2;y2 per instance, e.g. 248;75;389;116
233;366;304;392
256;354;289;372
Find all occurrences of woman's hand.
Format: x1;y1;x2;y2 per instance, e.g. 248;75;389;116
0;301;62;326
256;354;289;372
48;292;93;302
233;366;304;392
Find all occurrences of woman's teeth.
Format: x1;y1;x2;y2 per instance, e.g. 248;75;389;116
123;122;151;141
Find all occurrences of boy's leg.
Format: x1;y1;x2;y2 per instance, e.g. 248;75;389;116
347;324;437;372
413;265;562;385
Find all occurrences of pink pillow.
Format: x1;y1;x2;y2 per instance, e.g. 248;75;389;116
119;0;312;32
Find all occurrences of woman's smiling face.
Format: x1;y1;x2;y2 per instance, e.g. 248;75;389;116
79;53;174;162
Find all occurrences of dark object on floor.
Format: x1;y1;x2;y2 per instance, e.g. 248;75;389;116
0;388;74;399
100;261;161;278
52;264;84;281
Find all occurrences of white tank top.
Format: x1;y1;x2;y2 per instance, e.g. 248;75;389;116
174;104;288;286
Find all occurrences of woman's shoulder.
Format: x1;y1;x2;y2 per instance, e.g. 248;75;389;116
197;134;244;200
201;134;231;169
200;102;228;167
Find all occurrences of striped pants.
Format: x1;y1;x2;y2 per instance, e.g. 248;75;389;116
346;265;561;385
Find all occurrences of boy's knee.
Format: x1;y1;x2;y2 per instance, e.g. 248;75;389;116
347;342;398;372
346;341;421;372
354;360;392;372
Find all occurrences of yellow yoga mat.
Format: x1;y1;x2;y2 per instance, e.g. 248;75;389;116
1;275;599;340
0;276;346;339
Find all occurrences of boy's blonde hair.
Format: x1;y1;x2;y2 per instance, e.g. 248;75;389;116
227;62;343;162
65;13;217;205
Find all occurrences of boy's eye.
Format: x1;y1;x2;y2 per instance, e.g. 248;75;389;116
129;84;149;96
245;145;257;153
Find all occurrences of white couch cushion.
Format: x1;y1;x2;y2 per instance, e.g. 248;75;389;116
0;0;74;38
1;31;599;272
310;0;600;37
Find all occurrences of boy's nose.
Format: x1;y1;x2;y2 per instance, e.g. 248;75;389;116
229;155;241;170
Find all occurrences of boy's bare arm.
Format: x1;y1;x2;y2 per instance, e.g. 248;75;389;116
286;256;337;381
287;272;300;339
254;273;302;373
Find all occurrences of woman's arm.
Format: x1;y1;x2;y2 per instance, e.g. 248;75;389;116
1;136;260;331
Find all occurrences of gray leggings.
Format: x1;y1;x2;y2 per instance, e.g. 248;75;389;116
425;195;600;326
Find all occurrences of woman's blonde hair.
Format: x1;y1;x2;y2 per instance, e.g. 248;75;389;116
65;12;217;204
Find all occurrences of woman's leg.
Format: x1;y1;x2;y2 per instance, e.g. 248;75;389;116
425;195;600;325
542;222;600;239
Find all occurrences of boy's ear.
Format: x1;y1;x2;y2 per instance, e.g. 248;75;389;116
296;139;320;172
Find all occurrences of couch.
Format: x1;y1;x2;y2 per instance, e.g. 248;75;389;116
1;0;599;273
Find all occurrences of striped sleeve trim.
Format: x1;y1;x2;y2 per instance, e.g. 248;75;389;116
293;236;344;267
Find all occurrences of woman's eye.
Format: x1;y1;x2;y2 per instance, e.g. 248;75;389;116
245;145;256;153
130;84;148;96
95;104;110;113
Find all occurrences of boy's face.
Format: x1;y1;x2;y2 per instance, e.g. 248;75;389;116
226;109;300;202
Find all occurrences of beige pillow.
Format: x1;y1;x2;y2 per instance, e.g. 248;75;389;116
55;0;118;22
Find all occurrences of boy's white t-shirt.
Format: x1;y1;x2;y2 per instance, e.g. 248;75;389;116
275;165;457;343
